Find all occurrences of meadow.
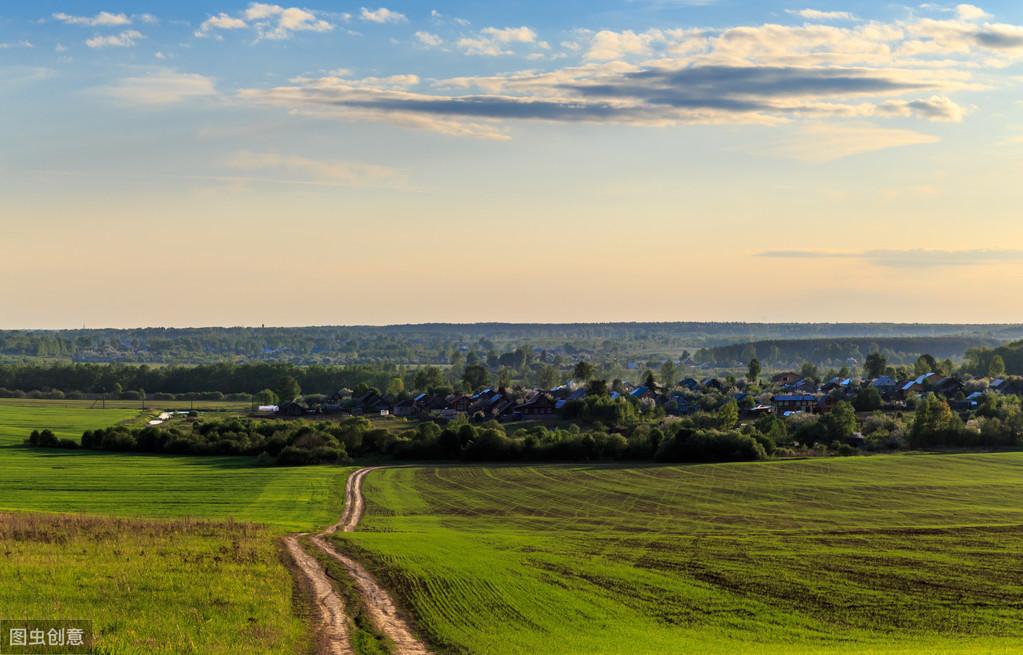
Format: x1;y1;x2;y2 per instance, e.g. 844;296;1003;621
0;512;309;655
340;456;1023;655
0;401;353;654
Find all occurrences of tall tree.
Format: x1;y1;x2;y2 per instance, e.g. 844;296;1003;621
864;352;887;378
573;361;594;382
462;365;488;391
989;354;1007;378
747;358;761;383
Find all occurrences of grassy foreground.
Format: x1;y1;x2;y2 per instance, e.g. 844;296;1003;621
341;456;1023;655
0;401;353;654
0;512;309;655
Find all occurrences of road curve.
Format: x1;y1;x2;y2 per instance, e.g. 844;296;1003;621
316;466;432;655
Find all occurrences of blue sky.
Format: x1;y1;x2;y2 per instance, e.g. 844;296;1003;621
2;2;1023;327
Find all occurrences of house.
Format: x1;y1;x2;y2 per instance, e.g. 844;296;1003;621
702;378;726;391
869;376;899;400
679;378;700;391
772;372;802;386
514;394;558;417
628;386;657;401
278;400;313;416
742;404;774;418
666;393;699;416
772;394;818;415
783;378;819;394
992;378;1023;396
352;389;388;414
932;376;965;399
447;395;473;413
901;372;938;398
392;398;417;417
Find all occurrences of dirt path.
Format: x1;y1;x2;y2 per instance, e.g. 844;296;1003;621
283;535;353;655
315;466;432;655
286;466;431;655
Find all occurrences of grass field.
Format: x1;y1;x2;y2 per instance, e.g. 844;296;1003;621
0;401;348;531
340;456;1023;655
0;400;352;654
0;512;310;655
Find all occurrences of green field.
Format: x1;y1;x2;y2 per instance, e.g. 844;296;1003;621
340;457;1023;655
0;512;310;655
0;400;352;655
0;402;347;531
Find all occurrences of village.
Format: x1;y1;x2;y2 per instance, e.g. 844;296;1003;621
273;365;1023;425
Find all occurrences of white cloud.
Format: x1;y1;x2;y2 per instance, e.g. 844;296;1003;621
956;4;990;21
53;11;131;27
415;31;443;47
235;9;1021;139
102;70;217;105
360;7;407;24
197;4;333;40
586;29;663;61
226;151;403;188
196;13;248;37
85;30;143;48
458;26;540;56
786;9;857;22
481;26;537;44
878;95;967;122
0;41;33;50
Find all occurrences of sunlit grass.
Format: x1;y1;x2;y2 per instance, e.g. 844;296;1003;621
340;456;1023;655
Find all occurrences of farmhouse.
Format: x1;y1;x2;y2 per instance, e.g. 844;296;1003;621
772;394;818;415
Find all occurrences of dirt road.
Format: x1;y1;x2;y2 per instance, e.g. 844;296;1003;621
283;535;353;655
287;466;431;655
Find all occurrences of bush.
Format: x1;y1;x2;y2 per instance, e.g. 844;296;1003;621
655;428;767;463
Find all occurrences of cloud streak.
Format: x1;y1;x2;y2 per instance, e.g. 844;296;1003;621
757;249;1023;268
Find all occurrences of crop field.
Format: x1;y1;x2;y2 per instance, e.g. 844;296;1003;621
0;512;309;655
340;456;1023;655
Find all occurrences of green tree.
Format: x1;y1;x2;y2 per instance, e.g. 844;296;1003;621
853;386;883;412
747;358;761;383
799;362;819;381
718;400;739;429
915;354;938;375
276;376;301;402
988;354;1007;378
642;370;657;389
659;361;677;388
573;361;594;381
864;352;887;379
910;393;963;447
820;401;857;441
386;377;405;397
462;365;489;390
538;365;561;390
255;388;279;405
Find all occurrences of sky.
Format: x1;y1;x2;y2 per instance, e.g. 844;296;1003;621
2;1;1023;328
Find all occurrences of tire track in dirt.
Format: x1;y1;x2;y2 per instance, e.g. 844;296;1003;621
283;534;353;655
286;466;431;655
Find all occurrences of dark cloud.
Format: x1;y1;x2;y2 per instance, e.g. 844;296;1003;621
264;64;936;126
324;95;643;121
974;29;1023;49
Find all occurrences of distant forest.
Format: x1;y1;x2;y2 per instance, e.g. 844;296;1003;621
2;324;1021;366
696;336;1002;368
